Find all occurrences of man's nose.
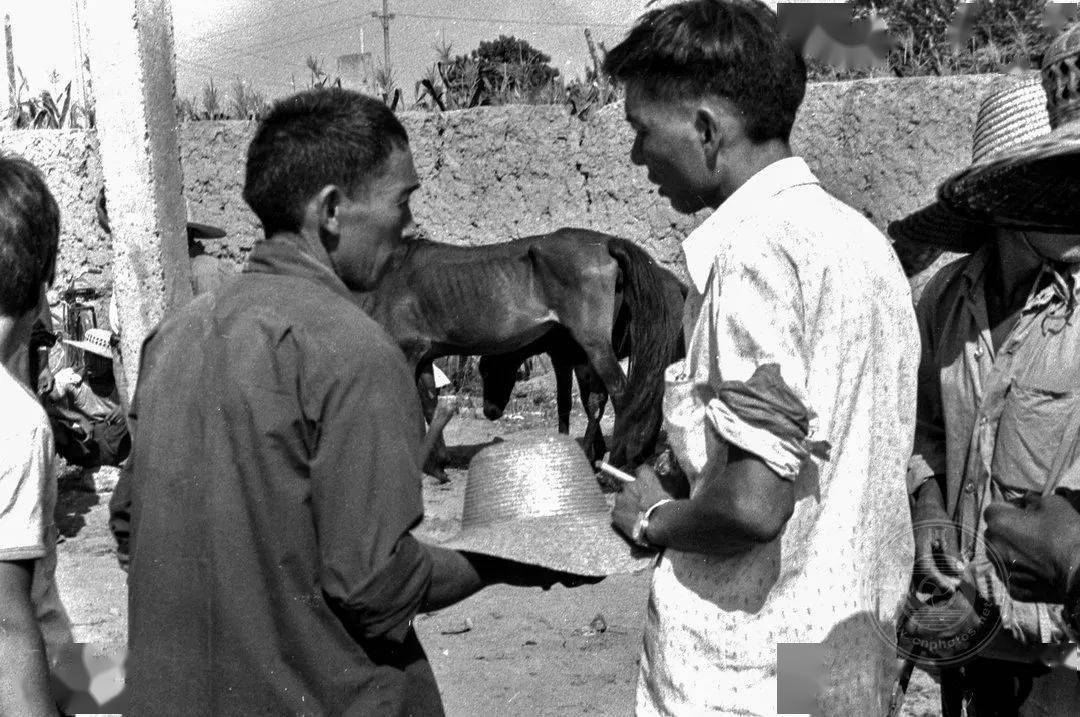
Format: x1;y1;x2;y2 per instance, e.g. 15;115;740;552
630;136;645;167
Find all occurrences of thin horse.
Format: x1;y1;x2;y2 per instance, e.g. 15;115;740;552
478;269;686;464
355;227;684;474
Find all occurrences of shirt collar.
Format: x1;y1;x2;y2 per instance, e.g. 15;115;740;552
681;156;820;293
243;233;355;304
962;243;1080;313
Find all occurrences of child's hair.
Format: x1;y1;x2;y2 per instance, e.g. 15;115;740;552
0;154;59;317
603;0;807;144
243;88;409;237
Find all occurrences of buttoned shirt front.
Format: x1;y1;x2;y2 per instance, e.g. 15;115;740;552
910;244;1080;646
637;157;919;716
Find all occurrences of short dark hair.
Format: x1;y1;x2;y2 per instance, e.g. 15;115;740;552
243;88;409;237
603;0;806;143
0;154;59;317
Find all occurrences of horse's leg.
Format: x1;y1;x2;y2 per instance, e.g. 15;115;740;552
529;242;629;462
574;363;608;464
551;350;572;435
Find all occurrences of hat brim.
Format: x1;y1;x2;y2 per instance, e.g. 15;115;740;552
62;339;113;360
186;221;227;239
440;511;656;577
887;201;990;253
938;124;1080;231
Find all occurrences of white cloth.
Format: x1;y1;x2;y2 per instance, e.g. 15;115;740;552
432;364;451;389
0;361;74;667
637;157;919;716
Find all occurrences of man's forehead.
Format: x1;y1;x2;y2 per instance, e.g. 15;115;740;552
377;145;420;191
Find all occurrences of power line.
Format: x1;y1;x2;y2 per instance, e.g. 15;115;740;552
395;11;626;29
176;6;628;80
182;16;368;67
185;0;347;45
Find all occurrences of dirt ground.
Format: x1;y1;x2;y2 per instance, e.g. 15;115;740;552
54;377;940;716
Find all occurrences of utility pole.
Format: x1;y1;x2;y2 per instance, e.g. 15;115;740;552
371;0;393;72
70;0;91;120
5;14;16;121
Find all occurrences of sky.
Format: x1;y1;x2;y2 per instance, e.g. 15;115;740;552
4;0;737;105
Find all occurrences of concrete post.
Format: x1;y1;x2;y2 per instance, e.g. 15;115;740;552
84;0;191;401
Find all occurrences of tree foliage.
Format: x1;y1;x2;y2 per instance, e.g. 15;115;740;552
434;35;561;107
841;0;1072;78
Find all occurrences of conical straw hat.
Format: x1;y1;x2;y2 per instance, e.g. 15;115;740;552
938;23;1080;231
440;430;655;577
888;74;1050;250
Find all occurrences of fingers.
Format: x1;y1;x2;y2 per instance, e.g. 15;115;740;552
634;464;659;481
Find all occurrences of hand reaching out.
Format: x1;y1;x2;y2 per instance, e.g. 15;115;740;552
984;494;1080;604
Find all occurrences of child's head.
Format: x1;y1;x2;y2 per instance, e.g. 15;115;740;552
604;0;806;145
243;87;410;239
0;154;59;320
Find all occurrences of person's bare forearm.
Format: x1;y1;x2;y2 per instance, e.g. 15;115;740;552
646;499;776;555
0;563;54;715
420;545;485;612
417;398;457;468
646;454;794;556
418;424;446;469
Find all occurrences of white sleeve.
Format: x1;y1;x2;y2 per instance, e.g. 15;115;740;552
0;413;50;561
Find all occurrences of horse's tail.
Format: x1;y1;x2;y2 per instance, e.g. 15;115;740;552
606;238;683;466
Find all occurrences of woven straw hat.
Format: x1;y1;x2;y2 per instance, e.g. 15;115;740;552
440;430;655;577
888;75;1051;250
938;23;1080;231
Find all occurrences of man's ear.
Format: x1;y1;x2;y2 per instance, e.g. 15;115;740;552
309;185;341;249
697;99;743;172
695;104;725;174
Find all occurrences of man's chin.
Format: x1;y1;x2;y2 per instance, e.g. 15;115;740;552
666;193;707;215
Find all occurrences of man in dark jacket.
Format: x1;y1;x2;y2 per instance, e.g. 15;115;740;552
121;88;585;716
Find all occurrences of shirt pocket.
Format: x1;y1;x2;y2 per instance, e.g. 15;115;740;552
993;381;1079;492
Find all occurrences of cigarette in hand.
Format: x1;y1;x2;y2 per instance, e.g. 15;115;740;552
599;461;636;484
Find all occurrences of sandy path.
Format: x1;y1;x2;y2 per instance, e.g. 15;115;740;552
54;395;939;715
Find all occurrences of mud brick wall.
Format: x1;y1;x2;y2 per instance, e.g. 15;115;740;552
2;74;1000;298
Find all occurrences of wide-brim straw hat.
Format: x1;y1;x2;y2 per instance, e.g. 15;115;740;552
440;430;655;577
63;327;116;360
938;23;1080;231
888;75;1050;250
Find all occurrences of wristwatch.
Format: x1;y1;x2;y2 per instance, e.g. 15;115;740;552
631;499;673;549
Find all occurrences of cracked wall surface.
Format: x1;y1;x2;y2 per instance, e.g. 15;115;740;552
1;74;997;299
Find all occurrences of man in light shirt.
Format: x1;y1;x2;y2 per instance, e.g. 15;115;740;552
605;2;918;714
0;153;74;714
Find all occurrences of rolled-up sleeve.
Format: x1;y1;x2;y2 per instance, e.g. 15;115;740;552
702;237;814;480
908;291;947;494
0;418;50;561
310;347;433;644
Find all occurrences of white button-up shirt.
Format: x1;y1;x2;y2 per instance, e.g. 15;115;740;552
637;157;919;716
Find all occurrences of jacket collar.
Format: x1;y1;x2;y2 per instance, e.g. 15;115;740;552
243;233;355;304
681;156;819;293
